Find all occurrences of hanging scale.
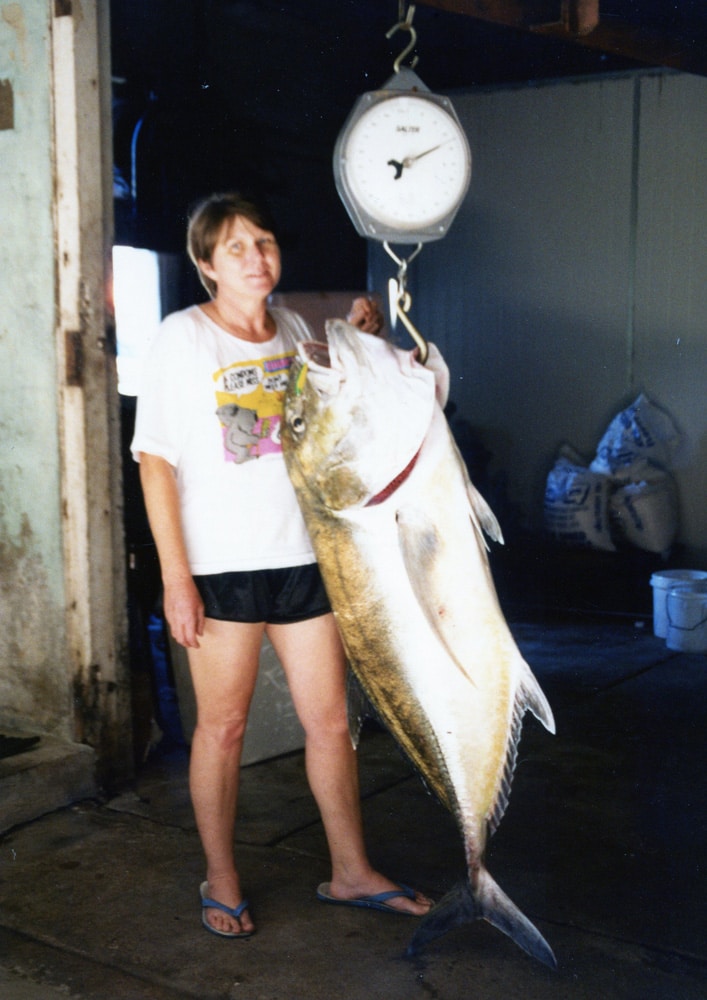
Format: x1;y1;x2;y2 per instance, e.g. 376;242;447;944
333;3;472;360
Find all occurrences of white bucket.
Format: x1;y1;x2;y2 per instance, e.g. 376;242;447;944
665;581;707;653
650;569;707;638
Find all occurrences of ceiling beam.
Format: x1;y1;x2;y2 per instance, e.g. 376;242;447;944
415;2;563;32
533;19;707;76
561;1;599;37
416;1;707;76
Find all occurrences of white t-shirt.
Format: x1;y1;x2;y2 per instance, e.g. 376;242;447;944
131;304;317;574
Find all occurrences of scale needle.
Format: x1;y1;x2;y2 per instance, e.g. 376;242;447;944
403;142;445;167
387;141;449;179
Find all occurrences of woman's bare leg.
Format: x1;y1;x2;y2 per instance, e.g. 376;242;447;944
187;618;263;935
268;613;432;915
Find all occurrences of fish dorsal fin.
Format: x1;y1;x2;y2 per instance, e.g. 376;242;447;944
447;430;504;549
487;661;556;836
467;483;504;550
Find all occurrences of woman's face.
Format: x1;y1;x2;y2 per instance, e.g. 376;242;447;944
199;215;281;301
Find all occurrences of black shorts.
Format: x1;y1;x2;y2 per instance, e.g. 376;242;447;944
193;563;331;625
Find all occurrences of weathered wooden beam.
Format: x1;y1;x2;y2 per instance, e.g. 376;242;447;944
533;19;707;75
416;0;707;76
412;0;598;38
415;1;560;31
561;0;599;37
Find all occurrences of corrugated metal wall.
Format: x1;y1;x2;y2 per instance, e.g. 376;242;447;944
370;70;707;560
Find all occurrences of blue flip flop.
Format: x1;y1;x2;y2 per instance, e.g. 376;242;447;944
200;881;253;939
316;881;420;916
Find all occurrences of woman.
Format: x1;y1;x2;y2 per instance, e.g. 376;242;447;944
132;193;432;938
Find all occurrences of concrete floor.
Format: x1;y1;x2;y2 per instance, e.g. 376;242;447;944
0;613;705;999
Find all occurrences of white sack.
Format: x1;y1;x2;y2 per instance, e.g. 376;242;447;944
590;392;681;475
543;456;616;552
609;471;679;554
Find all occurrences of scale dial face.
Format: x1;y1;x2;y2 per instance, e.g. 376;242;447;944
337;92;471;238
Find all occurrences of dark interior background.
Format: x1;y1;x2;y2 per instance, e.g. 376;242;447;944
112;1;706;629
109;0;707;296
111;4;707;752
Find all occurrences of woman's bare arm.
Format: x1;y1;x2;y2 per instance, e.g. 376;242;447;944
138;452;205;648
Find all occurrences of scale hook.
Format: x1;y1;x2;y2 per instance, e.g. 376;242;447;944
386;3;418;73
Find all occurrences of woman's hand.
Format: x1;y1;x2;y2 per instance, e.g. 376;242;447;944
162;576;205;649
347;296;385;337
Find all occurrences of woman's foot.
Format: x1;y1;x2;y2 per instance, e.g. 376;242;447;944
318;873;433;916
200;878;255;938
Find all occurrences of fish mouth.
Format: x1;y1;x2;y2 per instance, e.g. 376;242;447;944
298;340;331;369
294;340;344;400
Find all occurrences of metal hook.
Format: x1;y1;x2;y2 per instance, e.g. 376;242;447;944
383;241;428;363
394;294;429;365
386;3;418;73
383;240;423;274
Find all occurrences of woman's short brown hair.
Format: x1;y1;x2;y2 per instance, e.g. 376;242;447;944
186;192;279;298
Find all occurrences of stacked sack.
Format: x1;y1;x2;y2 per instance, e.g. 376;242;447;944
544;393;681;556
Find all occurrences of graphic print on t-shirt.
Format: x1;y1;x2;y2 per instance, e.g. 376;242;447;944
213;351;294;463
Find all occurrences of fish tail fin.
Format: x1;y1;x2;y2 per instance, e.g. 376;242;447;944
407;870;556;970
476;867;557;969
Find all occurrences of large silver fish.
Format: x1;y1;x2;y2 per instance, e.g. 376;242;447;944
282;320;556;968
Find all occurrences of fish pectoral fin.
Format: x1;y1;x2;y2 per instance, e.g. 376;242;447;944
407;871;556;969
396;507;477;687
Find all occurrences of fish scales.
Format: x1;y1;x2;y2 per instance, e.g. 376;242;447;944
282;320;556;968
310;507;458;813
